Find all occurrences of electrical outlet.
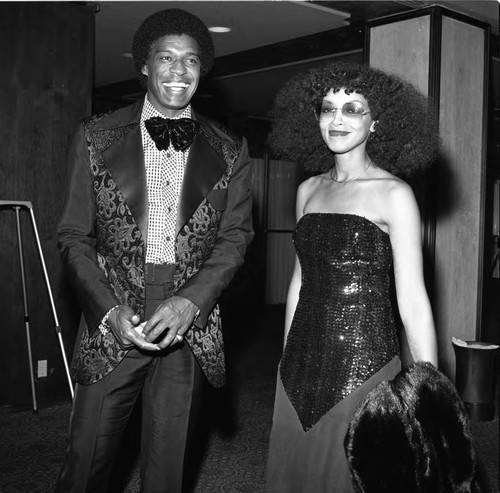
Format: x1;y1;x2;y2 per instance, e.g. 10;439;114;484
37;360;48;378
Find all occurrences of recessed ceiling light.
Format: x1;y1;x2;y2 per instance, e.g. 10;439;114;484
208;26;231;33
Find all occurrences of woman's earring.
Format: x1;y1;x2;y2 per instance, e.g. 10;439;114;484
370;121;378;133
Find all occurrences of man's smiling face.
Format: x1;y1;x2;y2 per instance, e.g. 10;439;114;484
141;34;201;117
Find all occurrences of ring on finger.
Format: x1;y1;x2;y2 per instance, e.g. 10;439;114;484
175;334;184;342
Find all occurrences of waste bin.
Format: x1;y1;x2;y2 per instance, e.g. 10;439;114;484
452;338;499;421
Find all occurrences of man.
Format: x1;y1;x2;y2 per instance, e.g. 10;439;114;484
56;9;253;493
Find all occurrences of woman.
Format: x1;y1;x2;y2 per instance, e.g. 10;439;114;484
265;61;440;493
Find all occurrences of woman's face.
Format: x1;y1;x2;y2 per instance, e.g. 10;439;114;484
318;88;376;155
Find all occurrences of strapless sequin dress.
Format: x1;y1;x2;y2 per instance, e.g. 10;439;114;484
265;213;401;493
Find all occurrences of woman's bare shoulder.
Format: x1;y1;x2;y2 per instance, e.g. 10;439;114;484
298;172;329;195
371;167;412;197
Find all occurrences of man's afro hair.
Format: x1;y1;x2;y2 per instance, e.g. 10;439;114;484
132;9;214;80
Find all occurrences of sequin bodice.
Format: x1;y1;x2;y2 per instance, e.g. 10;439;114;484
280;213;399;431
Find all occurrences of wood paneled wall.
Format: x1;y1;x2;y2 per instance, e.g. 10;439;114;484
370;15;431;96
434;17;487;377
0;3;94;409
248;157;301;305
368;9;488;378
265;159;300;304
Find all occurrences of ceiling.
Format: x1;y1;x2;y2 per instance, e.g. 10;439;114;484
95;1;349;87
94;0;499;88
92;0;499;145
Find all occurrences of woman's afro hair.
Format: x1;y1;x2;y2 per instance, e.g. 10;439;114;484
268;61;440;177
132;9;214;80
344;362;480;493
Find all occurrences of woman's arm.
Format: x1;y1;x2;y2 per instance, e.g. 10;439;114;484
284;256;301;348
387;181;438;365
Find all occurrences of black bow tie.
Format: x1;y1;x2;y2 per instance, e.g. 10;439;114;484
144;116;200;152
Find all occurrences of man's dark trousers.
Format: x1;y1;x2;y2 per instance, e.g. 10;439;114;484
56;263;204;493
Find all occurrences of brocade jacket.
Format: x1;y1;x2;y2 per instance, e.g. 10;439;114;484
57;100;254;388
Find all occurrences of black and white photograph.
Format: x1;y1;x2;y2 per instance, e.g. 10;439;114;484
0;1;499;492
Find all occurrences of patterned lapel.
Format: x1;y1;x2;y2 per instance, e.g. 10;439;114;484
99;101;148;242
177;129;227;234
176;111;228;235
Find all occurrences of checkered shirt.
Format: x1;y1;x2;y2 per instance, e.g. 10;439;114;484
140;97;193;264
